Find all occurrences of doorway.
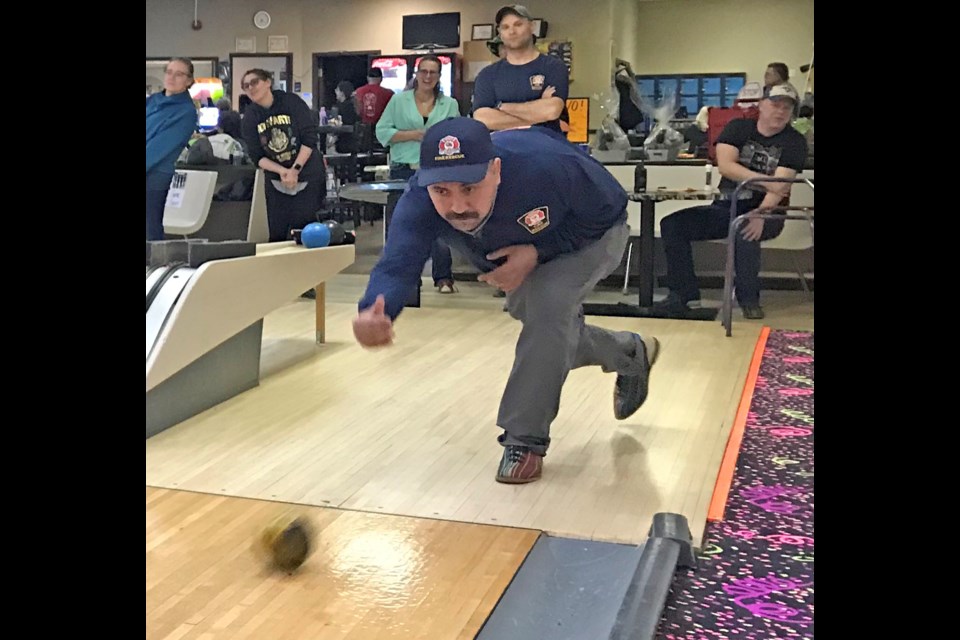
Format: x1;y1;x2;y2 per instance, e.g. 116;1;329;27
229;53;294;114
312;51;380;111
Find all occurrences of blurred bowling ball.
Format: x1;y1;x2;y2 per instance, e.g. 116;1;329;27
301;222;331;248
289;228;303;245
341;229;356;245
319;219;346;246
256;515;314;572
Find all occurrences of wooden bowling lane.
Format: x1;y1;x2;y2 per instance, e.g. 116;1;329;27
146;487;540;639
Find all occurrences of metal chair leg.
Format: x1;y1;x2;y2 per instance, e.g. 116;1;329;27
622;241;634;295
721;221;739;337
793;252;811;295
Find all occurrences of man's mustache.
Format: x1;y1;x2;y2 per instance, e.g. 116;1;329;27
445;211;481;221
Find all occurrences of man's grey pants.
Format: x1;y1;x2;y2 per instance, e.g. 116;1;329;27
498;221;644;456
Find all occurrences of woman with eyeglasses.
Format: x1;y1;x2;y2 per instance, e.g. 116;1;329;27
146;57;198;240
375;55;462;293
239;68;322;242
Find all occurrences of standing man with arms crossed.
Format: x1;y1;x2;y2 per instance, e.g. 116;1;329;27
472;5;570;298
472;5;569;135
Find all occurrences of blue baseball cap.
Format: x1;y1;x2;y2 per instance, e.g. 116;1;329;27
418;117;497;187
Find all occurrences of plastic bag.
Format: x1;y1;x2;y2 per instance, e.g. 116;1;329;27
640;92;683;149
593;82;630;151
637;93;684;160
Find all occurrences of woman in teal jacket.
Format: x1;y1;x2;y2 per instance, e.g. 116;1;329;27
146;57;198;241
376;55;462;293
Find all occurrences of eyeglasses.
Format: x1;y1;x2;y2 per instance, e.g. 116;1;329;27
241;77;263;91
417;69;439;76
165;69;189;79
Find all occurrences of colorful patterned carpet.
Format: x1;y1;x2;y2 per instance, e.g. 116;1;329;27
657;330;814;639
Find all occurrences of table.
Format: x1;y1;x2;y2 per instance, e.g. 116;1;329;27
582;188;749;321
337;181;422;308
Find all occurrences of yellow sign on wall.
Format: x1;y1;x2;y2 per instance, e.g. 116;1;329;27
565;97;589;144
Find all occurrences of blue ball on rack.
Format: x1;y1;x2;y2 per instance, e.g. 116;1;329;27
301;222;331;248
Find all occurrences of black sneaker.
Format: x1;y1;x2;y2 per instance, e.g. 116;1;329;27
741;305;765;320
614;334;661;420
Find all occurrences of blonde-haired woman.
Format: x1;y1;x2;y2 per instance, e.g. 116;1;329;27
146;57;198;240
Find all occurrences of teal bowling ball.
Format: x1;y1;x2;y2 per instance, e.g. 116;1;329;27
301;222;331;248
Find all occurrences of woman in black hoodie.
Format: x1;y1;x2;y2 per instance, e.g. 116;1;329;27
240;68;322;242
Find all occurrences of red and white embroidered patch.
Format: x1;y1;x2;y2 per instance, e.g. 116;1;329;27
438;135;461;156
517;206;550;233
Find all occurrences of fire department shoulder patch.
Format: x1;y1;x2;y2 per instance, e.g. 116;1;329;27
517;206;550;233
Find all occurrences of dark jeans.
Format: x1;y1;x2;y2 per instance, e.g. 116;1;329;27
659;202;784;306
146;187;169;241
263;178;324;242
390;163;453;284
431;239;453;284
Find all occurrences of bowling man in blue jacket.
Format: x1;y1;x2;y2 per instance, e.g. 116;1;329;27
353;117;660;484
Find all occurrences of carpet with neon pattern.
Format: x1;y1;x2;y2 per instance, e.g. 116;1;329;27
657;330;814;639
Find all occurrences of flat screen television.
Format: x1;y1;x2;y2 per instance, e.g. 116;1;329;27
197;107;220;132
402;12;460;50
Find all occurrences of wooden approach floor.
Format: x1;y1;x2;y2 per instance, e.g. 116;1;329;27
147;487;539;639
145;273;800;547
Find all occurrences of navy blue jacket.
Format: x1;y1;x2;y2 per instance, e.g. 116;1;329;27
359;128;627;319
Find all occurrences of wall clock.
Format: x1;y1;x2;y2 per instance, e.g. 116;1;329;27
254;11;271;29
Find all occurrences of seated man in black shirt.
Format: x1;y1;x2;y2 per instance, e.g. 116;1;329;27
656;83;808;320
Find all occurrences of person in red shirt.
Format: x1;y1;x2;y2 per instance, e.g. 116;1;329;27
354;67;395;126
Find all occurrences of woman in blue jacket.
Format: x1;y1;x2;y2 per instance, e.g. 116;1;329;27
146;57;198;240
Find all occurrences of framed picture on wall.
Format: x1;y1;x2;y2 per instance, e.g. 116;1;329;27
235;37;256;53
267;35;289;53
472;24;493;40
531;19;548;38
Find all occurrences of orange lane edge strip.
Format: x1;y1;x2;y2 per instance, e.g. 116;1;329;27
707;326;771;522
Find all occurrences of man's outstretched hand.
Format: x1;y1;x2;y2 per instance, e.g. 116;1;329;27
353;295;395;347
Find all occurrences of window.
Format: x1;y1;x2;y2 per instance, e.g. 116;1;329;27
634;72;747;116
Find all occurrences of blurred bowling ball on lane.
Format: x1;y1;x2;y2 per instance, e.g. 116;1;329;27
301;222;331;248
319;220;346;246
255;515;314;572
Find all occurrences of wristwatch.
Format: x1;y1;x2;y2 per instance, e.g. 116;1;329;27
292;162;303;171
